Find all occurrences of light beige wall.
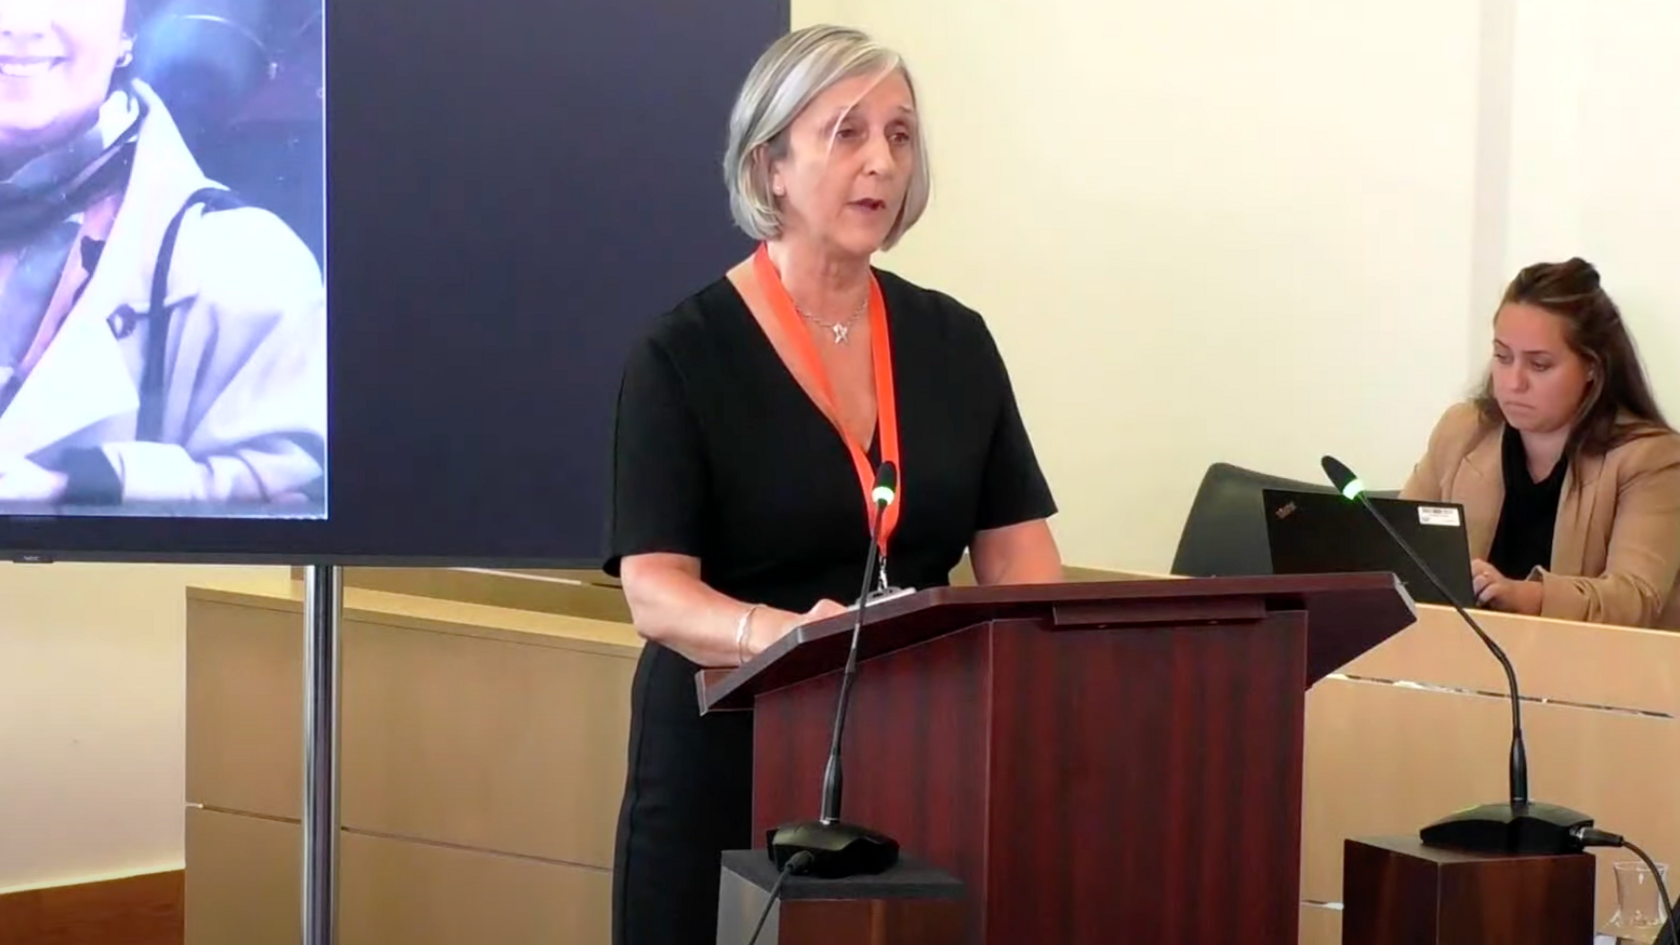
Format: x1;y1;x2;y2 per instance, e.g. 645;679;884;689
0;563;288;891
791;0;1680;573
1493;0;1680;411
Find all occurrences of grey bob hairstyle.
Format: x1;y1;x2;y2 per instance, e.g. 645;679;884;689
722;25;931;250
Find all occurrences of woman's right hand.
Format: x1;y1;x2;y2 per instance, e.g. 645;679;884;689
745;598;848;660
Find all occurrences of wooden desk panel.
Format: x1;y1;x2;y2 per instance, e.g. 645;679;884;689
187;583;640;852
185;580;640;944
1341;603;1680;715
341;618;635;867
324;566;632;624
1299;903;1340;945
185;808;298;945
185;808;611;945
186;597;305;820
1303;604;1680;930
340;829;611;945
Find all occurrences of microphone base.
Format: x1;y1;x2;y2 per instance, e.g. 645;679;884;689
767;820;900;879
1419;801;1594;856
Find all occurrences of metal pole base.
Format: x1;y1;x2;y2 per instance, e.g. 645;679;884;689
302;565;343;945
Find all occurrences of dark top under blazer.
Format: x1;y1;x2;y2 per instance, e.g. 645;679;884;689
1487;423;1568;581
602;268;1056;945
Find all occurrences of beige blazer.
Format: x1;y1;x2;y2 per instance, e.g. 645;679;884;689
1401;401;1680;630
1;81;325;505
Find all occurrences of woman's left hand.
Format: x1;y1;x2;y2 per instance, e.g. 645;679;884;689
1470;558;1544;616
0;458;68;503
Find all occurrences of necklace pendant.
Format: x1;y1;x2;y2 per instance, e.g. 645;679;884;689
831;323;850;344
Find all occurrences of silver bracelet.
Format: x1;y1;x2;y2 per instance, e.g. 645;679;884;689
735;604;763;666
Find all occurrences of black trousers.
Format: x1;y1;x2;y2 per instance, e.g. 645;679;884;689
611;642;755;945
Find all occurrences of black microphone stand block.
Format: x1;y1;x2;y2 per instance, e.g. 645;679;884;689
766;790;900;880
1420;801;1597;857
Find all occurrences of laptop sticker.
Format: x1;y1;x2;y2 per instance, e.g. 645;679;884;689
1418;506;1461;527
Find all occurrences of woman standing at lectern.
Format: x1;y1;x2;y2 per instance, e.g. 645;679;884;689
1402;258;1680;629
601;24;1065;945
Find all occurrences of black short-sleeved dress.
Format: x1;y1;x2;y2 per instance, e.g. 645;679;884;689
603;267;1056;945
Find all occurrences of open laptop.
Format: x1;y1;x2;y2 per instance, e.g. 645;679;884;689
1261;488;1476;607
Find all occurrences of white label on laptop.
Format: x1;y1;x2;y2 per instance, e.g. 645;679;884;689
1418;505;1461;527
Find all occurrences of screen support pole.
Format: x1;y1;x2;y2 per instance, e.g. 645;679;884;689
302;564;343;945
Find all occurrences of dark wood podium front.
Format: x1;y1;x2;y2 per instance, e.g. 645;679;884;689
698;574;1416;945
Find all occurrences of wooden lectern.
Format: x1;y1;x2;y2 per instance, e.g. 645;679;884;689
697;573;1416;945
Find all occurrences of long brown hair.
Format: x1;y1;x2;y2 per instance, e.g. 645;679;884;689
1474;258;1672;466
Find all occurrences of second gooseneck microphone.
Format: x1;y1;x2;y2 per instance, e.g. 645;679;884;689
1321;455;1592;855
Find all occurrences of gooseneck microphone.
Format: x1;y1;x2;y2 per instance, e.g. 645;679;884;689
817;462;898;827
1321;455;1594;855
766;461;902;878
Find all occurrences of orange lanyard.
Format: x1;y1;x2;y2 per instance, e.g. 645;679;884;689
753;242;901;556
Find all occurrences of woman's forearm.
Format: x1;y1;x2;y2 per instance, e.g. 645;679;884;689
971;519;1064;586
619;553;799;667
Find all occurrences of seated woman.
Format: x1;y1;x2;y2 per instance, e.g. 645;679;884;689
1402;258;1680;629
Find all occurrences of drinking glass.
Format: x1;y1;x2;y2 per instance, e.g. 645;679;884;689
1598;860;1672;945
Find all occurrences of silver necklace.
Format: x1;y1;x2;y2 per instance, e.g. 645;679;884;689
796;298;866;344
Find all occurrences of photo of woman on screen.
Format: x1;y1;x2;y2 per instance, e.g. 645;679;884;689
0;0;325;516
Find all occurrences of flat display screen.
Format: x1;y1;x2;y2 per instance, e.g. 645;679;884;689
0;0;788;563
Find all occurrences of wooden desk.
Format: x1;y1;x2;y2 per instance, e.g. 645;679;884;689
184;567;1680;944
183;578;641;945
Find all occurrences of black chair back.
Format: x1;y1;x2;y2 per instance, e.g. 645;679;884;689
1169;462;1335;577
1169;461;1400;577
